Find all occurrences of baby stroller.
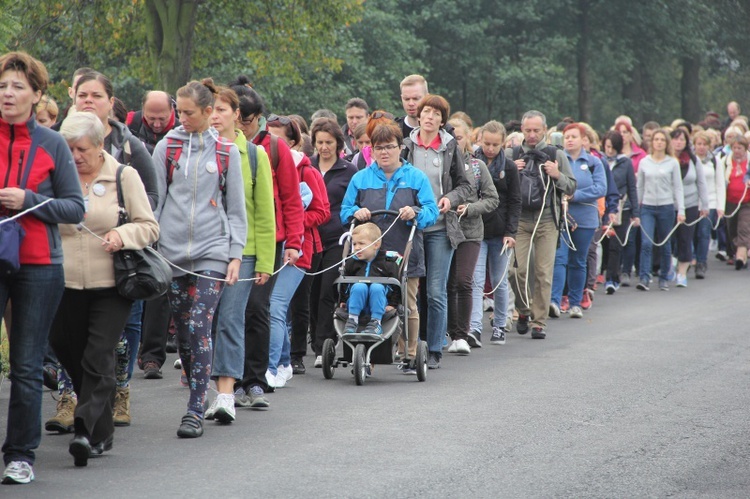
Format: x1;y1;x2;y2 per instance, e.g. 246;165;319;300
322;210;428;385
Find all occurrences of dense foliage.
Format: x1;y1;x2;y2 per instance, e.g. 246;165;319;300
3;0;749;130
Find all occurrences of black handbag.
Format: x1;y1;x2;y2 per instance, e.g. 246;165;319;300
112;165;172;300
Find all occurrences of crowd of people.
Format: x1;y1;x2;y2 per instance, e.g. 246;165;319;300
0;50;747;485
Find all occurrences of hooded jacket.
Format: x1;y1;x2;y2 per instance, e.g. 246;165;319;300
340;160;438;277
604;154;640;218
106;119;158;210
455;154;499;242
403;127;473;248
293;149;331;270
152;126;247;276
0;115;85;265
475;149;521;240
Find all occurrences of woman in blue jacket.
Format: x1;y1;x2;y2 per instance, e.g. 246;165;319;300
550;124;607;319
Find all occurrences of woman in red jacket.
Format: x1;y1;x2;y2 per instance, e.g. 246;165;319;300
0;52;85;485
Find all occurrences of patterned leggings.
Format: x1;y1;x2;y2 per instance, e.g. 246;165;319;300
168;271;224;417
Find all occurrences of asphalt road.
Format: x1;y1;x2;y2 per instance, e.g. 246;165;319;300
1;257;749;498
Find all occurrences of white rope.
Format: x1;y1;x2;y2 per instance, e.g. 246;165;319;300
560;199;578;251
594;221;614;245
481;242;512;297
0;198;54;226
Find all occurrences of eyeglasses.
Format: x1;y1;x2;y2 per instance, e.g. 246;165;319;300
267;114;291;125
373;144;400;152
371;111;394;120
239;114;257;126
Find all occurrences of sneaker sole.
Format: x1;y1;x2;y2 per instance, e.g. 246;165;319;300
490;339;506;345
2;473;34;485
467;333;482;348
636;284;649;291
45;421;74;433
605;288;615;295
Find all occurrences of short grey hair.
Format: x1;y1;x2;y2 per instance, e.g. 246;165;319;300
60;111;105;147
521;110;547;127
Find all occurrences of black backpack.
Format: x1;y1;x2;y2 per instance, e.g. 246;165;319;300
512;145;558;210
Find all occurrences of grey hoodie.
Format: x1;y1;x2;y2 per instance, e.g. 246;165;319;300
152;126;247;276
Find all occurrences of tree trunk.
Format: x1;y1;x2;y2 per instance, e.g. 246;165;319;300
681;55;701;122
577;0;591;122
144;0;200;94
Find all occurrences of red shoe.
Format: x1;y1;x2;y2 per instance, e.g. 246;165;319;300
560;296;570;313
596;274;606;285
581;288;594;310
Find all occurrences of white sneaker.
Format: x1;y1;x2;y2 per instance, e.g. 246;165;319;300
448;340;458;353
314;355;323;368
173;358;182;369
2;461;34;484
455;338;471;355
265;369;277;388
214;393;236;423
277;364;293;383
204;398;219;420
569;306;583;319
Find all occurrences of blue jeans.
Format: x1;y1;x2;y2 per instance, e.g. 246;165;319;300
552;228;596;308
639;204;675;281
694;210;714;264
348;282;388;320
1;264;65;465
424;230;454;356
470;237;510;331
212;256;256;380
268;265;304;374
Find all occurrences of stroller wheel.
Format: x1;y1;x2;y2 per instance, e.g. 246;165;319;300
415;340;428;382
353;344;367;386
322;339;336;379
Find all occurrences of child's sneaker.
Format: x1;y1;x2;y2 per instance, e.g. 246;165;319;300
362;319;382;335
343;317;358;335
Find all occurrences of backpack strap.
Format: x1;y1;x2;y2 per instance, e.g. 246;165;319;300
215;138;232;196
511;145;523;161
165;137;183;185
122;139;132;166
115;165;129;226
269;134;279;170
248;142;258;187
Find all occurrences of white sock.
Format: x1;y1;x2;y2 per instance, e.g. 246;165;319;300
349;314;359;324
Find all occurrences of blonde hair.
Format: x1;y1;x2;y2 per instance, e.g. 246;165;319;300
481;120;506;140
579;122;600;151
692;130;712;146
448;118;472;154
35;95;58;120
505;131;524;148
351;222;381;242
400;74;428;93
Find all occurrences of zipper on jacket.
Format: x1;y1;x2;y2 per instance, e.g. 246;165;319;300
4;125;14;187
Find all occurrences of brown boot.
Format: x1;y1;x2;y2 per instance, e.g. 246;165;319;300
45;390;76;433
113;386;131;427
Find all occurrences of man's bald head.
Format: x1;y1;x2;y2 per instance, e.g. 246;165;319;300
728;101;741;120
142;91;173;133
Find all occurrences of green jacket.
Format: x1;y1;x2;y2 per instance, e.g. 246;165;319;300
234;131;276;275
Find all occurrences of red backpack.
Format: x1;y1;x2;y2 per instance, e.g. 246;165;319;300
165;136;233;208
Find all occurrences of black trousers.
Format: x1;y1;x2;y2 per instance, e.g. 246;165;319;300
447;241;481;341
50;288;132;443
309;247;343;356
606;210;632;283
138;293;171;368
242;244;282;392
290;252;322;359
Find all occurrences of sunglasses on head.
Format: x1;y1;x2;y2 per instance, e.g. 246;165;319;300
370;111;394;120
267;114;291;125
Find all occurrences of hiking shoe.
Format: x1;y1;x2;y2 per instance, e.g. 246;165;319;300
143;361;163;379
113;386;131;427
636;278;650;291
214;394;236;424
695;262;706;279
569;306;583;319
343;317;358;335
42;364;58;391
467;330;482;348
362;318;382;335
248;385;270;409
531;327;546;339
314;355;323;368
549;302;560;318
205;398;218;420
291;357;306;375
234;387;253;408
620;273;631;287
490;327;506;345
2;461;34;484
659;278;669;291
581;289;593;310
676;274;688;287
454;339;470;355
176;413;203;438
560;296;570;313
427;353;441;369
517;314;530;335
45;391;76;433
605;281;618;295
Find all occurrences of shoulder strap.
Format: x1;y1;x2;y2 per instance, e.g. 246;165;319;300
543;146;559;163
269;134;279;170
122;139;132;165
215;138;232;195
165;137;183;185
248;142;258;186
115;165;128;225
511;145;522;161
